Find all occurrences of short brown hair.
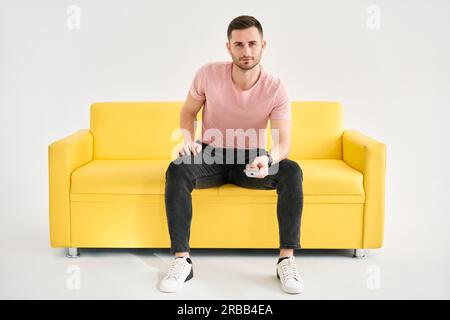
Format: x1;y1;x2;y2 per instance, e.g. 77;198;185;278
227;15;263;40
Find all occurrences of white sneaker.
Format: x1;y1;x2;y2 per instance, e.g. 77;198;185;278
159;256;194;293
276;256;304;294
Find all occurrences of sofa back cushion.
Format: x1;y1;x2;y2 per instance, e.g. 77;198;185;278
287;101;343;159
90;101;343;159
91;102;188;159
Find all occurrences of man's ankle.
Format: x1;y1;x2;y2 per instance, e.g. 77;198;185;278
279;249;294;258
175;252;190;258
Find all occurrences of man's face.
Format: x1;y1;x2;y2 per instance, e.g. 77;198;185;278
226;26;266;71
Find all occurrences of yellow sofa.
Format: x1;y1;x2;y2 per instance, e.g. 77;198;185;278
48;101;386;258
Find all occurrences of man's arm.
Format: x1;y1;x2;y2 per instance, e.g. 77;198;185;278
248;119;291;178
178;92;205;156
180;92;204;142
268;119;291;165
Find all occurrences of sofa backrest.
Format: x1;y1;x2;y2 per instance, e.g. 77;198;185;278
91;102;186;159
90;101;343;159
287;101;343;159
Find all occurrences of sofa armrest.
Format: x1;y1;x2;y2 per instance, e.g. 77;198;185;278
48;129;93;247
342;130;387;248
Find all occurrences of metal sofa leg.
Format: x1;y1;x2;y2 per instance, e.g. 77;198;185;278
67;247;80;258
353;249;366;259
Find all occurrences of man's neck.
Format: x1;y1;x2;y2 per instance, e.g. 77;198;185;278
231;63;261;91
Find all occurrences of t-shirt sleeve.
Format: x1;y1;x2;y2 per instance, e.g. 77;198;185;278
269;81;291;120
189;64;208;101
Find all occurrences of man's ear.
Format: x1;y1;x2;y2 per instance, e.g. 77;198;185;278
261;39;266;49
226;41;231;53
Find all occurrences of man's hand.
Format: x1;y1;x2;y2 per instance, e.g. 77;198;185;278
178;141;202;157
243;155;269;178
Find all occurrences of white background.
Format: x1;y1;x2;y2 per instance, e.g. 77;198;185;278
1;0;449;299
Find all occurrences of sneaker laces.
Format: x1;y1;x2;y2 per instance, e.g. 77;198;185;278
165;258;188;280
280;257;300;281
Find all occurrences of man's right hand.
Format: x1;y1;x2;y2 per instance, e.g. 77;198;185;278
178;141;202;157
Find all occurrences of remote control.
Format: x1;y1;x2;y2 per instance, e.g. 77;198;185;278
245;164;259;177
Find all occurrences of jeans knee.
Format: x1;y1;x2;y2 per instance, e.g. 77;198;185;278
165;161;190;182
281;160;302;181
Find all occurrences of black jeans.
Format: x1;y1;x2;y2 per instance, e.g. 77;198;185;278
164;142;304;254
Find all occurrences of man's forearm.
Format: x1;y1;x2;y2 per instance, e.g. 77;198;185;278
268;142;290;165
180;110;197;143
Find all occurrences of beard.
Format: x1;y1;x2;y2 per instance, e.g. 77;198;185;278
231;53;262;71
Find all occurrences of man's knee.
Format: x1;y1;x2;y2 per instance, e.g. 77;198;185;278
166;161;190;181
280;159;303;180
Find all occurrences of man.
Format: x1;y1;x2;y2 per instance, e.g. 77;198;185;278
160;15;304;294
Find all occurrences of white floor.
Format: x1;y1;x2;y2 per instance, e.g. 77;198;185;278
1;211;449;300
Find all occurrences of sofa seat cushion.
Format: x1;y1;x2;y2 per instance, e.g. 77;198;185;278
299;159;364;195
217;159;364;203
70;159;365;203
70;159;217;196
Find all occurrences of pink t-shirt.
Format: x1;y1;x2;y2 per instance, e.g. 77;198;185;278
189;61;291;149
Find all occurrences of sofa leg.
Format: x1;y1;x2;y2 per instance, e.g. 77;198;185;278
67;247;80;258
353;249;365;258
